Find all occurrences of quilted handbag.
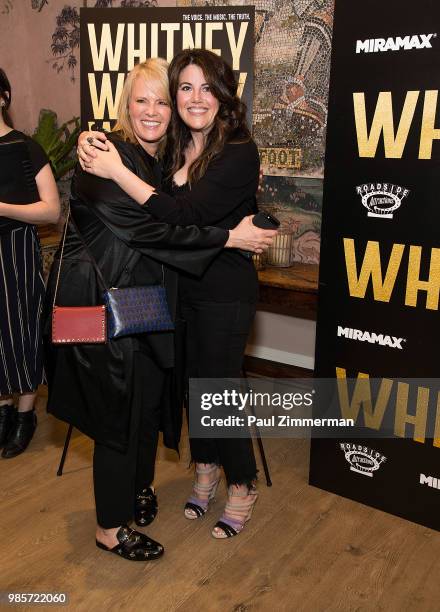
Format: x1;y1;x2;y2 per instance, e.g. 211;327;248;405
103;285;174;339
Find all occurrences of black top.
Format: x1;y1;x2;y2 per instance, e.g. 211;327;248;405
44;133;229;452
137;146;163;187
0;130;48;233
0;129;48;176
147;139;260;302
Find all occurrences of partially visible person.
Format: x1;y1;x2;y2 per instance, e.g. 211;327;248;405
0;68;60;459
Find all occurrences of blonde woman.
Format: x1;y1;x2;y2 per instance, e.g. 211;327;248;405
47;59;275;562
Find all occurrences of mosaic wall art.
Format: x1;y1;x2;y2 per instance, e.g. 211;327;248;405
178;0;334;179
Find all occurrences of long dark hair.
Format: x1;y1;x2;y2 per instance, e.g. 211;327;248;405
0;68;12;127
167;49;250;184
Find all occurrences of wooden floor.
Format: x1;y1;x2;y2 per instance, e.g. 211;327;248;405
2;391;440;612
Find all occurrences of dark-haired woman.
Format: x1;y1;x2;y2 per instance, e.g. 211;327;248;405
55;57;274;561
78;49;271;539
0;68;60;458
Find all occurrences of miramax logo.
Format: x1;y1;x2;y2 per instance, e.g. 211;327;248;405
419;474;440;490
356;183;409;219
337;326;406;349
356;33;436;54
340;443;387;477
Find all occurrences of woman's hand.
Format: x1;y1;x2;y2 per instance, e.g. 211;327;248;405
77;130;109;169
80;141;124;181
226;215;278;253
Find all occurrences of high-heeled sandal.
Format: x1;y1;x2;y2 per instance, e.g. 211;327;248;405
212;484;258;538
184;463;221;520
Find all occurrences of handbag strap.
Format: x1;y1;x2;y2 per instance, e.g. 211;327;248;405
68;210;110;292
52;201;167;309
52;207;71;310
52;205;110;310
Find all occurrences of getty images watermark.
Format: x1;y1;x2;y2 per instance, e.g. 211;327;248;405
189;378;353;438
188;378;440;441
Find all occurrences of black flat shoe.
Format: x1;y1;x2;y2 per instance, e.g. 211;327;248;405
2;409;37;459
135;486;158;527
0;404;15;448
96;525;164;561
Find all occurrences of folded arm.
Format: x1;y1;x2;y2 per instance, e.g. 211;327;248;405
76;132;276;255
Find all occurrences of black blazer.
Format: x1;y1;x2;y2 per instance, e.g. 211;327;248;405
44;134;228;452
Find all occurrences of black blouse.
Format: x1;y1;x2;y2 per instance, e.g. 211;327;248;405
0;130;49;233
147;139;260;302
0;129;48;176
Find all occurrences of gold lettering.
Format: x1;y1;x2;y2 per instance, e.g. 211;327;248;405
258;147;302;169
161;23;180;62
182;23;202;49
353;91;419;158
344;238;404;301
236;72;247;99
226;22;248;70
394;383;429;443
127;23;146;70
433;393;440;448
405;246;440;310
87;120;112;131
88;73;125;120
88;23;124;71
150;23;158;58
336;368;392;428
205;23;223;56
419;90;440;159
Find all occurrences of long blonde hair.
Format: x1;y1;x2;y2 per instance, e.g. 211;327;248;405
113;58;170;154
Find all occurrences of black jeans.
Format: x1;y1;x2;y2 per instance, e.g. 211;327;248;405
93;350;165;528
181;299;257;486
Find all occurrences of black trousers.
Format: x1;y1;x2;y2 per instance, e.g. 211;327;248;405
181;299;257;486
93;351;165;529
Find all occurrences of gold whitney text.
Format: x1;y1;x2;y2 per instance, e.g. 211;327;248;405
86;22;249;129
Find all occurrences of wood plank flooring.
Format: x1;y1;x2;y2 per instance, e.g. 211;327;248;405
1;391;440;612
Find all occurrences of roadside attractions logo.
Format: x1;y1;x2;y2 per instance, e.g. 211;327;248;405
340;443;387;477
356;183;409;219
356;33;436;54
337;326;406;349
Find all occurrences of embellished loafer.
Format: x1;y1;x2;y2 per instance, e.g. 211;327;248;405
135;486;158;527
96;525;164;561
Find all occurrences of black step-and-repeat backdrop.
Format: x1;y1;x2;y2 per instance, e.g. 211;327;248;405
80;6;254;131
310;0;440;530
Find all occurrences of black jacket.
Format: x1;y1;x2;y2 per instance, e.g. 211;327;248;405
44;135;228;452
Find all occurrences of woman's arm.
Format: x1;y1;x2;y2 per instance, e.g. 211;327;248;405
80;140;261;227
75;138;276;262
79;139;155;203
0;163;60;224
